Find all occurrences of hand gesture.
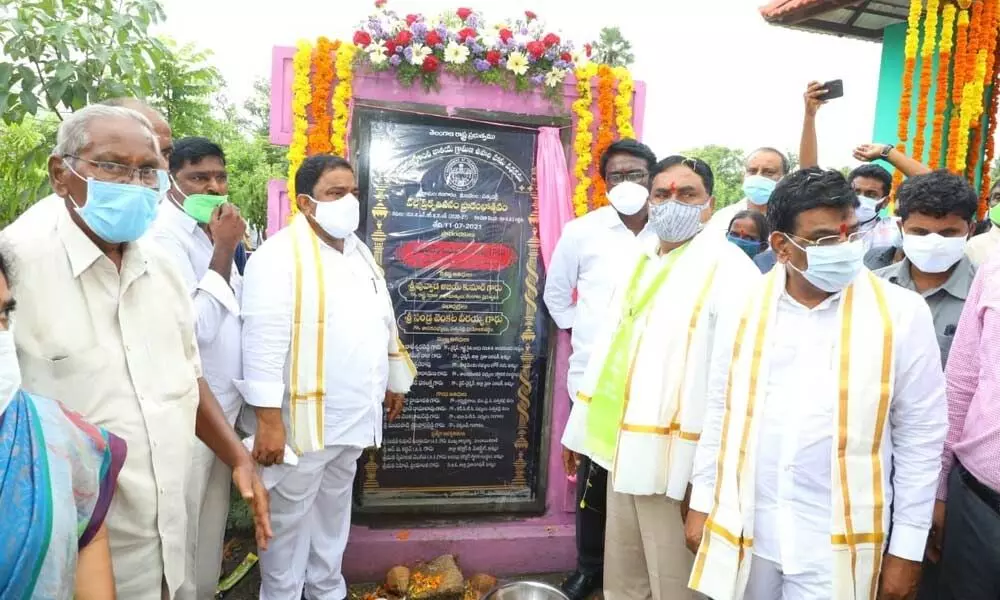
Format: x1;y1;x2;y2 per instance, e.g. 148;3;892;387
854;143;889;163
384;391;405;422
232;461;273;551
252;409;286;467
208;203;246;251
878;555;922;600
805;81;828;117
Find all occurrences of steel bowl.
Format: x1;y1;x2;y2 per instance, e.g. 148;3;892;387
481;581;570;600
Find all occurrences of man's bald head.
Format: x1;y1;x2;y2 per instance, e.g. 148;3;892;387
101;98;172;164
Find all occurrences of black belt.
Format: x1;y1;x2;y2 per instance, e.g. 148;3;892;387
959;462;1000;514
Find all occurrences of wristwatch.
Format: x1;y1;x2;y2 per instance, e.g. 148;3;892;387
879;144;893;159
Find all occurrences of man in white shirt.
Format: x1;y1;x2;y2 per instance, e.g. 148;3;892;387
544;139;657;600
686;168;947;600
705;147;788;234
1;104;271;599
565;156;759;600
149;136;247;600
241;154;414;600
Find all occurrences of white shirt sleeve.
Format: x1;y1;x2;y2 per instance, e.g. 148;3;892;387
886;295;948;561
149;227;239;346
238;246;291;409
543;222;580;330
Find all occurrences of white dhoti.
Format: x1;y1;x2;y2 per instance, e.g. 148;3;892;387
744;556;830;600
180;395;242;600
259;445;364;600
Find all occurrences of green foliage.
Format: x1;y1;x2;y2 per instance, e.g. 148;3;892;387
683;145;746;209
0;116;57;227
147;39;224;137
591;27;634;68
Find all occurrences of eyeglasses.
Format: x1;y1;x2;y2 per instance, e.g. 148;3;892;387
788;230;869;248
65;155;164;189
606;170;649;185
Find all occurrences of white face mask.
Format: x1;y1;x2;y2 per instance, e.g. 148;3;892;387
856;195;881;226
606;181;649;216
308;194;360;239
786;237;866;293
0;330;22;415
649;199;707;243
903;233;968;274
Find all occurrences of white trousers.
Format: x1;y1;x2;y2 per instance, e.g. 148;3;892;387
744;555;831;600
258;445;363;600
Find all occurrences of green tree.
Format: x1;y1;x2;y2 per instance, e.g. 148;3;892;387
0;115;57;227
683;145;746;209
148;39;224;137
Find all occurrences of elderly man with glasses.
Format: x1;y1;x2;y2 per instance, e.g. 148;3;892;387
0;104;272;600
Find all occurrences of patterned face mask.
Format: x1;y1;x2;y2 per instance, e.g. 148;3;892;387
648;198;708;243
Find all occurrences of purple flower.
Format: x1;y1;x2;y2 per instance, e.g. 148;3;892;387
436;24;449;38
403;46;414;61
470;42;484;54
474;59;491;72
396;44;404;54
368;17;383;37
553;59;569;70
467;14;480;29
499;58;507;67
434;43;445;50
519;26;528;35
544;47;558;61
411;22;428;37
530;74;544;85
390;55;402;66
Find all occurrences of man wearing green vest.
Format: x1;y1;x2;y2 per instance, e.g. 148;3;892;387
563;156;759;599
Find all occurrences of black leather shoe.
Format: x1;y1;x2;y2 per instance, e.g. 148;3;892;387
560;570;602;600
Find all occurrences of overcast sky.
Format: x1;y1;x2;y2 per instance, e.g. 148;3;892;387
156;0;884;167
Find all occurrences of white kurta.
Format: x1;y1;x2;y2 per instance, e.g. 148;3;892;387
543;206;653;399
690;268;947;598
240;227;398;600
148;204;244;600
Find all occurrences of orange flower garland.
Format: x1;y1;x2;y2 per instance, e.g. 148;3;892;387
930;3;956;168
309;37;336;155
947;6;971;171
895;0;923;194
590;65;616;211
955;0;988;174
912;0;940;163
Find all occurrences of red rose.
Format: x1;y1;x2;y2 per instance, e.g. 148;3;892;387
525;10;537;21
543;33;560;48
526;40;545;59
353;31;372;47
375;0;387;7
396;30;413;45
457;27;477;42
457;7;473;20
584;42;592;57
486;50;502;65
499;28;513;43
425;31;442;46
422;55;440;72
405;14;419;25
560;51;572;62
386;40;397;54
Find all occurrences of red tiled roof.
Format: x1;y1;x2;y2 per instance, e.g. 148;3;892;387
760;0;849;21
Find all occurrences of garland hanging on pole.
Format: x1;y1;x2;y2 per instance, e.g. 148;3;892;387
288;40;313;207
309;38;336;155
613;66;635;140
571;62;598;217
947;3;972;170
591;64;616;211
894;0;923;195
955;0;988;174
930;3;956;168
913;0;941;164
332;43;358;157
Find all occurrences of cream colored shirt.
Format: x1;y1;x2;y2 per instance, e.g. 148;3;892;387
2;198;203;599
966;226;1000;266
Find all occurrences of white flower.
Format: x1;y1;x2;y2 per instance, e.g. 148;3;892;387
409;44;432;65
480;34;498;49
571;50;590;67
544;68;566;87
506;51;529;75
444;41;470;64
513;33;531;47
369;49;389;66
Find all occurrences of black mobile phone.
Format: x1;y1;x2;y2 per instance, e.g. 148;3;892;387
818;79;844;101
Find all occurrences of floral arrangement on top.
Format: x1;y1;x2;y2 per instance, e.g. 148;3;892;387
351;1;593;96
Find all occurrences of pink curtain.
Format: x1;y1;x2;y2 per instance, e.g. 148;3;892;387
536;127;575;271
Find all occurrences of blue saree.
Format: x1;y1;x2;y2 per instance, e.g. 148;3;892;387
0;390;126;599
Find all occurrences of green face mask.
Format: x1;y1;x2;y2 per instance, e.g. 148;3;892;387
990;202;1000;226
183;194;227;224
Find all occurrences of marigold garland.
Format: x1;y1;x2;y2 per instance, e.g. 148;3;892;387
955;0;989;175
332;43;358;158
590;65;616;211
288;39;313;208
612;66;635;140
309;38;336;155
930;3;956;168
912;0;940;163
947;7;972;170
894;0;923;194
571;63;598;217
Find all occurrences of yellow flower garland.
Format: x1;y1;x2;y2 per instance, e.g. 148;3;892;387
612;66;635;139
955;49;987;172
288;39;313;212
571;63;598;217
332;43;358;157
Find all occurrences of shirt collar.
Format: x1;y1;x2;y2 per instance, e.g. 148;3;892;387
888;256;975;300
56;200;148;280
162;199;199;233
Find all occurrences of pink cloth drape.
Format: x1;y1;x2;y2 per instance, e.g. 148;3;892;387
536;127;576;271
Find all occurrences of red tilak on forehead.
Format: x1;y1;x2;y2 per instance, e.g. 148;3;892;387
670;182;677;194
840;222;848;236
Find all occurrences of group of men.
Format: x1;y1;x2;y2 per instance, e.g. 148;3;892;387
546;82;1000;600
1;99;412;599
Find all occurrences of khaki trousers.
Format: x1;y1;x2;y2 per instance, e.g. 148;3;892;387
603;481;704;600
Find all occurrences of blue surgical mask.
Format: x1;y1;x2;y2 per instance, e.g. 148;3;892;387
727;234;762;257
743;175;777;206
785;236;865;293
66;163;159;243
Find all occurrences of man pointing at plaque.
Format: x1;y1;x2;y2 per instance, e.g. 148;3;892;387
240;154;416;600
545;139;657;600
